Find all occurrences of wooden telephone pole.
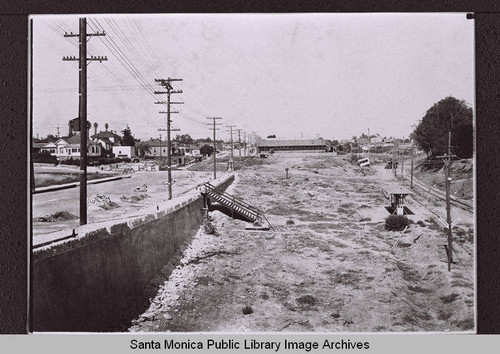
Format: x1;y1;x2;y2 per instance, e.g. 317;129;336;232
226;125;236;171
63;17;107;225
155;78;183;200
392;140;397;177
410;142;414;189
207;117;222;179
236;129;242;158
437;130;456;271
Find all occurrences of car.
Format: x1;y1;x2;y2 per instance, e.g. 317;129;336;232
132;158;140;163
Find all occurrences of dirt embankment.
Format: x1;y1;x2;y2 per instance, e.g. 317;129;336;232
413;157;473;200
129;154;474;333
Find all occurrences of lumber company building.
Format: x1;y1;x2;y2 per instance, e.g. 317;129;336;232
256;138;331;153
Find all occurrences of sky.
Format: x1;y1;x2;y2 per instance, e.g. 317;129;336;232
31;13;474;142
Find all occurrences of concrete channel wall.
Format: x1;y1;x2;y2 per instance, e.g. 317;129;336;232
32;174;234;332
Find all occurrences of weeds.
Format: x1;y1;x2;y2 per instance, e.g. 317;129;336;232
203;216;218;235
385;215;410;231
242;305;253;315
440;293;459;304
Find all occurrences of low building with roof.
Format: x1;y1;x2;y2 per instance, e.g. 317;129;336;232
257;138;329;153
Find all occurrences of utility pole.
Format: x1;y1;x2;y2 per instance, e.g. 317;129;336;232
392;140;397;177
207;117;222;179
401;138;404;179
63;17;107;225
410;142;414;189
236;129;242;158
445;130;453;271
227;125;235;161
226;125;236;170
368;128;370;161
437;129;456;271
155;78;183;200
243;132;247;157
159;134;162;161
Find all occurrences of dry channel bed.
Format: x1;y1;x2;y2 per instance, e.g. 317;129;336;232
130;154;474;333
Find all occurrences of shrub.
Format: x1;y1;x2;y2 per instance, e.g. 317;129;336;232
385;215;410;231
203;216;217;235
286;219;295;225
242;305;253;315
32;150;58;164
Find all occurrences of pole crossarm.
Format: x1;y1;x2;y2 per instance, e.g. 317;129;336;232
159;111;179;114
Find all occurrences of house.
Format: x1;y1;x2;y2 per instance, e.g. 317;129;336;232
91;129;122;156
142;138;186;165
40;142;57;155
182;145;201;157
91;130;122;144
51;134;101;160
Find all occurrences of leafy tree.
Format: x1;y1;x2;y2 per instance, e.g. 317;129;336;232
137;142;151;157
332;140;339;146
200;144;214;156
413;96;473;158
121;128;135;147
175;134;194;144
195;137;212;144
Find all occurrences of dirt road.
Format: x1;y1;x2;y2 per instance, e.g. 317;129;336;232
130;153;474;332
32;170;213;237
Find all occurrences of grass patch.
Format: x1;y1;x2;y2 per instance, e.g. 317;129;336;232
296;295;317;308
407;285;433;293
451;318;474;330
438;309;453;321
440;293;460;304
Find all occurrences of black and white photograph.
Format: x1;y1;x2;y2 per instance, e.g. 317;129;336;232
30;13;475;333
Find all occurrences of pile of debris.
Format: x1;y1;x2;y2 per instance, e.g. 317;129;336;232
135;184;148;192
89;194;119;210
120;194;149;203
34;211;78;223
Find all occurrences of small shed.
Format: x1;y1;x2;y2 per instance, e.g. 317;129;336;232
384;187;414;215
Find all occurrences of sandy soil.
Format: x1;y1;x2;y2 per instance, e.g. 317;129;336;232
32;170;214;237
129;153;474;333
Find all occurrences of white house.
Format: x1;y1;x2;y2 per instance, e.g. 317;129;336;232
50;134;101;160
112;146;136;159
181;145;201;157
